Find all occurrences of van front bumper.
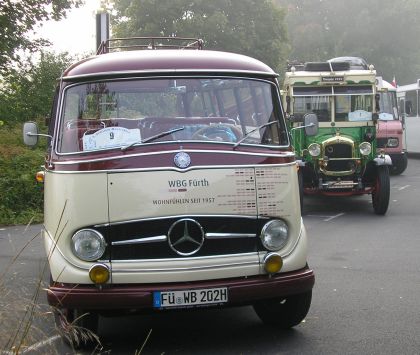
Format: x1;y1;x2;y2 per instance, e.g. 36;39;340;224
47;266;314;310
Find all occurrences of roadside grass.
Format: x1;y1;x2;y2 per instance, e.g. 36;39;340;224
0;201;152;354
0;220;103;354
0;225;58;354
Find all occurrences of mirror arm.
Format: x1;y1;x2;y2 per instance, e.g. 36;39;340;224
27;132;53;139
290;122;314;131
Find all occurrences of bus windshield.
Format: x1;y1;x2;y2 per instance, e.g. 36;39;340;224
292;85;374;122
57;77;287;153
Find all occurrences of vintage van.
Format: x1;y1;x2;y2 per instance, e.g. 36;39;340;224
23;38;314;346
283;60;392;215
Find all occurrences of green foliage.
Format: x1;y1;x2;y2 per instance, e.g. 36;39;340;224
0;123;45;225
0;0;81;75
273;0;420;85
0;52;74;225
0;51;74;124
112;0;290;73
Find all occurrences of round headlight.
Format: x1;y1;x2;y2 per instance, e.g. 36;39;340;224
260;219;289;251
71;229;106;261
359;142;372;156
308;143;321;157
387;138;399;147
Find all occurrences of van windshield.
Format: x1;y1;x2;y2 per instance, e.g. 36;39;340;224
57;78;287;153
379;91;399;120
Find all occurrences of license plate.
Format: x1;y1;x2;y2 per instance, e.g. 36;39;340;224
153;287;228;308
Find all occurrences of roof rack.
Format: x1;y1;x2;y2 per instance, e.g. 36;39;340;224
97;36;204;54
286;60;305;72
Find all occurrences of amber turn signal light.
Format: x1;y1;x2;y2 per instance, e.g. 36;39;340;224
89;264;110;284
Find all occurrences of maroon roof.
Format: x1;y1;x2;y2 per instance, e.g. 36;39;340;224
63;50;276;79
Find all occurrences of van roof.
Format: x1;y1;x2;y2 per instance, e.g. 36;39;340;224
62;50;277;80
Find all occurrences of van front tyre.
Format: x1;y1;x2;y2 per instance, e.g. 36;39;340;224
253;291;312;328
372;165;390;215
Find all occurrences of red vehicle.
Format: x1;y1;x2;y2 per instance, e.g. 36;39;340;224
376;77;408;175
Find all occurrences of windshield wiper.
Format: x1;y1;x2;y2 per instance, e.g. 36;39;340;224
121;126;185;151
233;121;279;149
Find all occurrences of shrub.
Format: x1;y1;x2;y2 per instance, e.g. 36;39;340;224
0;123;46;225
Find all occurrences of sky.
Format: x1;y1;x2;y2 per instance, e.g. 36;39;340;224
36;0;103;55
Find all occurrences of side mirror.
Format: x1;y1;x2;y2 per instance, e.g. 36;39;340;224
23;121;39;147
304;113;319;136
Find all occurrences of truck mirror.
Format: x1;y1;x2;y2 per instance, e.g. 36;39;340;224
23;121;39;147
304;113;319;136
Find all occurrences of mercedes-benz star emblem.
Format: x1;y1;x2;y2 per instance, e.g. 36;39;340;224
168;219;204;256
174;152;191;169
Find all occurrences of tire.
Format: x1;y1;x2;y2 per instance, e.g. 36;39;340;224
372;165;390;215
253;291;312;329
390;154;408;175
54;308;100;349
298;169;304;214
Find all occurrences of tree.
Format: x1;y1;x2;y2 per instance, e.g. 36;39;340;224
273;0;420;85
0;51;74;124
111;0;290;73
0;0;81;75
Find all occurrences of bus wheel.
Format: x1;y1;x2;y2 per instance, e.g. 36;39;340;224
253;291;312;328
372;166;390;215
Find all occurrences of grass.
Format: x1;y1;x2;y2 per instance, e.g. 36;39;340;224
0;217;103;354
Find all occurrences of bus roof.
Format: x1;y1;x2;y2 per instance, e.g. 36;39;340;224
62;50;277;81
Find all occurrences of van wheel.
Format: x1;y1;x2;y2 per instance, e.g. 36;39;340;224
372;166;390;215
253;291;312;328
54;308;100;349
390;154;408;175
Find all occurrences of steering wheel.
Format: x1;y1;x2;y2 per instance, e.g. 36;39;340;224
192;125;238;142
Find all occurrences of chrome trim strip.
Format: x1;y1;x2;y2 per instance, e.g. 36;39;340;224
53;149;295;165
112;235;167;246
48;162;297;175
111;252;258;263
205;233;256;239
93;214;266;228
112;261;259;273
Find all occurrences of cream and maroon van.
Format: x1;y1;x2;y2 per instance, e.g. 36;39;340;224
23;38;314;346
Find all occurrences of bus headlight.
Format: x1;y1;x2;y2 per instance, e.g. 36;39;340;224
260;220;289;251
71;229;106;261
359;142;372;156
308;143;321;157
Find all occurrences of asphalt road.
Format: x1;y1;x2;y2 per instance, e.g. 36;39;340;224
1;159;419;354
